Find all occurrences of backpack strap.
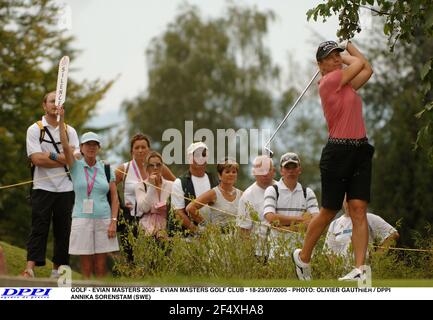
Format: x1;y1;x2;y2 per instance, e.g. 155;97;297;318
179;171;195;207
104;163;111;205
104;163;111;182
170;170;217;235
43;126;61;153
36;121;45;143
272;184;306;203
180;170;219;207
272;184;279;201
167;172;193;236
207;171;219;188
43;125;71;181
37;120;69;144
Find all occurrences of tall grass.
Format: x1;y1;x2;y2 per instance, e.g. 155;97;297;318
114;222;433;280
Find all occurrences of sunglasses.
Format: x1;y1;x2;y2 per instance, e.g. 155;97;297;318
147;163;162;169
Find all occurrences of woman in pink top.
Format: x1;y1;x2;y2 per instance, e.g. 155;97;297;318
135;151;173;240
292;40;375;281
115;134;175;260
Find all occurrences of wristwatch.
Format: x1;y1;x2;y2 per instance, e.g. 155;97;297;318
111;217;118;222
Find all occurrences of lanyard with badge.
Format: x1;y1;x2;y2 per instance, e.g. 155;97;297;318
83;167;97;214
131;159;142;181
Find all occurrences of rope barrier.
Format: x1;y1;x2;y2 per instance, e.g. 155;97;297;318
371;245;433;253
1;165;433;253
0;172;69;190
114;167;301;236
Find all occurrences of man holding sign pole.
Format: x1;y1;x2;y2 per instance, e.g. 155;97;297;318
23;56;78;278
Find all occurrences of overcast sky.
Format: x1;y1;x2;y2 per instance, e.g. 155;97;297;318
59;0;341;127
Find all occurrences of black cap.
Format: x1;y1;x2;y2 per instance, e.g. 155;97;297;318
316;41;344;61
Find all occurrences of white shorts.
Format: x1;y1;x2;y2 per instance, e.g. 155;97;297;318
69;218;119;255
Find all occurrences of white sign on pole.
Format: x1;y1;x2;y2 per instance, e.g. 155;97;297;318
55;56;70;121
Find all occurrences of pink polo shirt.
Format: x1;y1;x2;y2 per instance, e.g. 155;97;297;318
318;69;366;139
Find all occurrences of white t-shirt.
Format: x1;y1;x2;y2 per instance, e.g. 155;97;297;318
262;179;319;257
324;213;398;257
171;173;212;221
26;116;79;192
263;180;319;218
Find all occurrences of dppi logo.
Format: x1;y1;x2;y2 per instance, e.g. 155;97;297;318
1;288;51;299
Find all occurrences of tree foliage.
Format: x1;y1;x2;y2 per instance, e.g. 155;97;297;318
124;3;282;183
307;0;433;162
358;29;433;247
0;0;112;245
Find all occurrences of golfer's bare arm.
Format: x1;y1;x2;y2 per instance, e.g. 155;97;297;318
344;42;373;90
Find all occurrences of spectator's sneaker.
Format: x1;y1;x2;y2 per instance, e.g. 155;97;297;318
338;267;363;281
292;249;312;281
50;269;60;279
21;268;35;278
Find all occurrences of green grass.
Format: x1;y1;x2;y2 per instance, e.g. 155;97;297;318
0;241;81;279
112;222;433;287
2;239;433;287
2;222;433;288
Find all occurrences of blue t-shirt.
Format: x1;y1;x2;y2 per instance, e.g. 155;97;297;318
70;159;115;219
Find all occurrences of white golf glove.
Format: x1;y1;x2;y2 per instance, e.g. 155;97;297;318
338;39;350;51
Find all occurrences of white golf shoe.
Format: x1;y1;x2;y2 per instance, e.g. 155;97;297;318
292;249;312;281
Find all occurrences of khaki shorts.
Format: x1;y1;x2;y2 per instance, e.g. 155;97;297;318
69;218;119;255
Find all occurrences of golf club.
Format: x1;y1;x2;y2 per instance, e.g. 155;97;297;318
264;69;320;158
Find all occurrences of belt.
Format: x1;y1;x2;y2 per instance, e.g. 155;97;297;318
328;137;368;146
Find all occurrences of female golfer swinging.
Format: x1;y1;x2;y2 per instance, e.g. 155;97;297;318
292;40;374;281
